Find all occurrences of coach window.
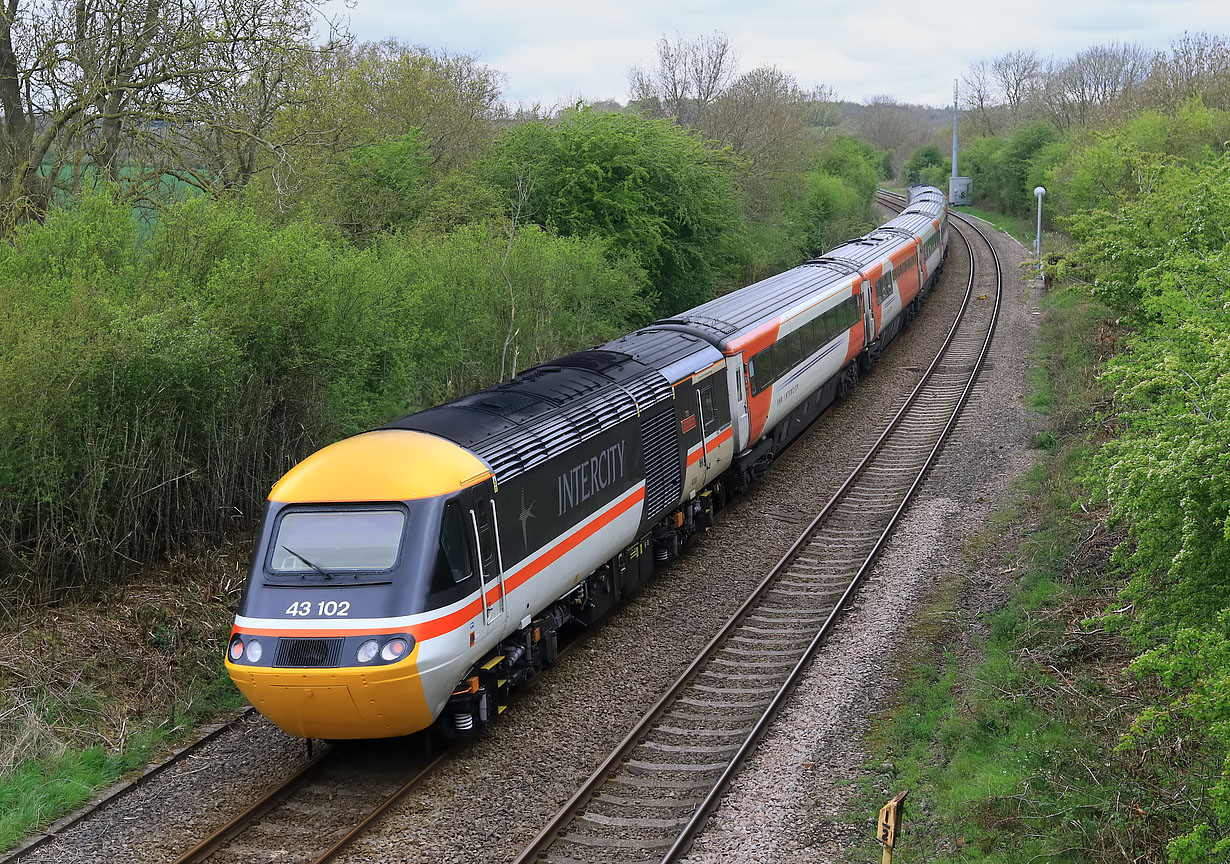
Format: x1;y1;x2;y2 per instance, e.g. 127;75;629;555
758;346;776;387
787;329;804;367
431;499;473;593
699;382;716;432
806;318;821;349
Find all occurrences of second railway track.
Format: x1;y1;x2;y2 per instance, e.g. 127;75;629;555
513;200;1003;864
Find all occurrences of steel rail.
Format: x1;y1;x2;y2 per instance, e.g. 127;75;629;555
514;195;1003;864
170;746;336;864
312;749;451;864
0;707;257;864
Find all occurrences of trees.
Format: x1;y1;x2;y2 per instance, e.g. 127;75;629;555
1138;32;1230;113
961;60;1001;136
488;108;742;316
698;66;814;173
0;0;340;223
903;144;947;186
252;40;505;231
992;49;1042;114
1042;42;1151;130
628;31;737;126
956;121;1058;214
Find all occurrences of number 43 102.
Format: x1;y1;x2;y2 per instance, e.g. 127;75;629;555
285;600;350;617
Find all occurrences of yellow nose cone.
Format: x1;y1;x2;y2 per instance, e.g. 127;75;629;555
269;429;491;504
226;647;434;739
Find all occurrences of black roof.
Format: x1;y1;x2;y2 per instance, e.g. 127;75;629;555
384;350;673;481
602;327;717;370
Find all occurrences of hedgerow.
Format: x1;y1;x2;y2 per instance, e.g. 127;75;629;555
0;190;646;599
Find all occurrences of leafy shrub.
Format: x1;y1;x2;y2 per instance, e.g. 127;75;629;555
903;144;947;185
0;190;647;598
1065;153;1230;859
486;107;743;315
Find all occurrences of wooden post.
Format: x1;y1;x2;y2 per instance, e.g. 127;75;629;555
877;789;908;864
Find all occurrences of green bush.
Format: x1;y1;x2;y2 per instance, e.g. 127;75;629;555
903;144;947;185
486;107;743;316
1065;154;1230;860
960;121;1059;215
0;190;647;598
725;136;880;284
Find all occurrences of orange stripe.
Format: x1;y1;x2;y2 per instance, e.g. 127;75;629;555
232;598;485;641
686;426;734;466
503;485;645;593
231;485;648;644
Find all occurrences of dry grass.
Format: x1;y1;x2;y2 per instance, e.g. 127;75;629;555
0;540;248;847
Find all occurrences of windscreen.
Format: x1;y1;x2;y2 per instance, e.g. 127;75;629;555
269;510;406;573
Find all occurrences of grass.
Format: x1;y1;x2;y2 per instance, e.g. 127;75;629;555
953;205;1036;247
0;676;243;852
0;547;248;852
841;284;1166;862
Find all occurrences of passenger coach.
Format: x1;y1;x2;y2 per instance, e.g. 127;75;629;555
225;187;949;739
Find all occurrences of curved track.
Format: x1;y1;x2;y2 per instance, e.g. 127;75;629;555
512;197;1003;864
11;196;999;864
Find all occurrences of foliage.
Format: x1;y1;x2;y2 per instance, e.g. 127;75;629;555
1045;99;1230;217
0;190;646;597
0;0;336;219
1060;151;1230;859
331;132;433;241
813;134;884;199
487;107;743;315
959;121;1059;214
903;144;947;185
727;134;880;283
1127;615;1230;863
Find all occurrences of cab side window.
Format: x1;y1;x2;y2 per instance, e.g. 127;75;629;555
431;499;473;593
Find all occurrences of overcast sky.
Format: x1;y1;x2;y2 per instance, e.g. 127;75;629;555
340;1;1230;109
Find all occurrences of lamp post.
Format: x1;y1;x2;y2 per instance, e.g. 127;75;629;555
1033;186;1046;272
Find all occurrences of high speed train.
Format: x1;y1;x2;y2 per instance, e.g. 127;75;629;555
225;186;949;739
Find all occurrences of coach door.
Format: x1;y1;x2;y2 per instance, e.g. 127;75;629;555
861;279;875;346
731;354;749;452
468;483;505;624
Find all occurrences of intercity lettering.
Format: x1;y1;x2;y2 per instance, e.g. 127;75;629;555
557;441;626;517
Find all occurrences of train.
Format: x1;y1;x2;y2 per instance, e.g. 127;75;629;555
225;186;950;740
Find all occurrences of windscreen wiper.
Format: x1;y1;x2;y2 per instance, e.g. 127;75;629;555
280;545;336;580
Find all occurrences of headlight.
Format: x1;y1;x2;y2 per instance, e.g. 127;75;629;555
245;639;263;663
356;639;379;663
381;638;409;662
228;638;244;661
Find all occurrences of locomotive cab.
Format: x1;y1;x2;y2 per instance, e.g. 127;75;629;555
225;429;497;739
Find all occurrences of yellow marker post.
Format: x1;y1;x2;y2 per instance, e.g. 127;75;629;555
876;789;909;864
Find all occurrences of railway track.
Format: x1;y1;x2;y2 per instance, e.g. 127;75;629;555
169;739;444;864
0;708;256;864
9;195;995;864
512;198;1003;864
